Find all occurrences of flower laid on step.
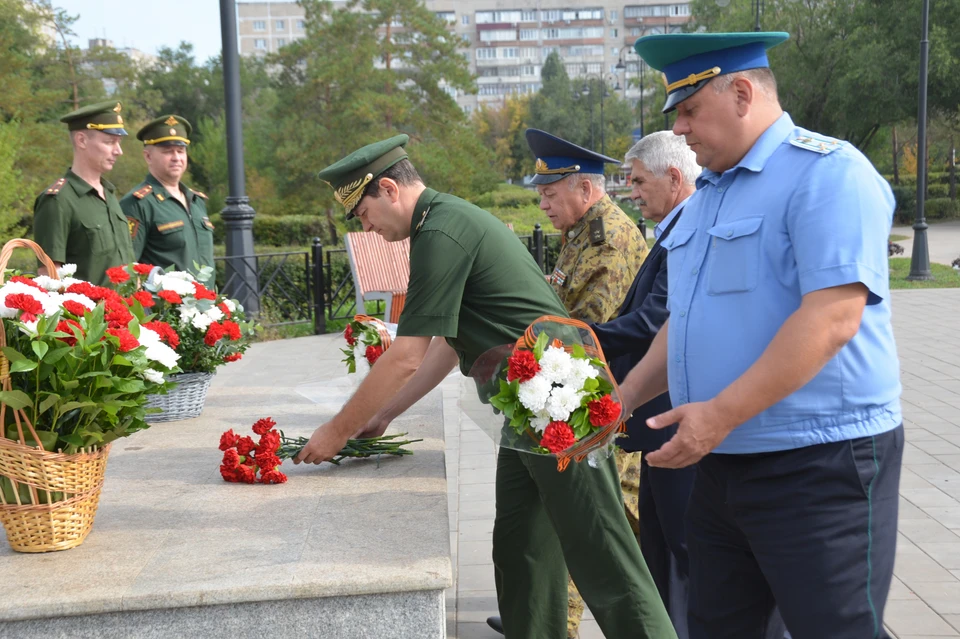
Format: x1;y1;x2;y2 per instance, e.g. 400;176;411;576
218;417;423;482
0;265;181;475
466;317;625;470
110;263;256;374
341;315;397;378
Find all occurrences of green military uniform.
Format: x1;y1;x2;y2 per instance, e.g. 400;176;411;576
120;115;214;287
525;128;650;638
33;102;134;287
317;135;675;639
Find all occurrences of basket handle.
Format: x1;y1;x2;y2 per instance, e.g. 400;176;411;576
0;239;60;284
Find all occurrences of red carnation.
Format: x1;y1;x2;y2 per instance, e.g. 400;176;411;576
217;302;232;319
219;429;240;451
133;263;154;275
193;282;217;300
255;454;282;472
105;298;134;328
55;319;83;346
507;349;540;383
87;286;120;303
224;353;242;363
221;448;241;470
61;300;89;317
344;324;356;346
252;417;277;436
256;431;281;457
365;344;384;365
127;290;155;309
143;320;180;348
106;266;130;284
205;322;225;346
65;282;97;298
236;436;256;456
587;395;621;427
20;312;37;324
10;276;42;290
158;290;183;304
5;293;43;316
234;465;257;484
540;421;577;454
222;320;241;341
220;465;240;483
106;327;139;352
260;469;288;484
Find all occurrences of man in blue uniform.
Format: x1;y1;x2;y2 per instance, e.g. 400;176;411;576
622;32;903;639
590;130;700;639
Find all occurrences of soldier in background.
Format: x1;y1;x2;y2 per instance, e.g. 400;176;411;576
33;101;133;286
487;129;650;638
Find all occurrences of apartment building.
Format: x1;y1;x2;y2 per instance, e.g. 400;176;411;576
237;1;692;113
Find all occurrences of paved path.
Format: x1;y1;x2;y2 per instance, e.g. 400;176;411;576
892;220;960;266
308;288;960;638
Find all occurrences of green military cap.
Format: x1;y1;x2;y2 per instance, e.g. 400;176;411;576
633;31;789;112
137;114;192;146
317;134;410;220
59;100;128;136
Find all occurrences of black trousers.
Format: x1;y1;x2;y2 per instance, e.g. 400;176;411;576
638;453;697;639
687;425;904;639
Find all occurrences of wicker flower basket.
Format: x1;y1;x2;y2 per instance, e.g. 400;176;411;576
0;238;112;553
144;371;215;422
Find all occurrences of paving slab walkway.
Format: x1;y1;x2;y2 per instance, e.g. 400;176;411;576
892;220;960;266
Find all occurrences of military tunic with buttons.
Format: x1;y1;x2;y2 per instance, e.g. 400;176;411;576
120;174;214;286
549;195;649;324
33;170;134;287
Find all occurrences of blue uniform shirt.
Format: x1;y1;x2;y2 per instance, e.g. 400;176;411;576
661;113;901;453
655;200;685;241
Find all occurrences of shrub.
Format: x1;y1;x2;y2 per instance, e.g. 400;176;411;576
469;184;539;210
210;213;329;247
924;198;959;220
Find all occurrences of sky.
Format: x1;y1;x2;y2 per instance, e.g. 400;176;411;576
56;0;230;64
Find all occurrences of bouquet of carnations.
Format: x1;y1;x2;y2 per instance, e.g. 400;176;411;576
463;316;625;471
107;263;255;374
341;314;397;377
0;255;181;506
218;417;422;483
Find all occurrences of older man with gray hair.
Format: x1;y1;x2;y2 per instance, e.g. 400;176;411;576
590;130;700;639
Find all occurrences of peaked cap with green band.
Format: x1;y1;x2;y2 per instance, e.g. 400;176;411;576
137;114;192;146
633;31;789;112
60;100;128;136
317;134;410;220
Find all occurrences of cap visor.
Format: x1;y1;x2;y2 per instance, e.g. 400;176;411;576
103;127;128;136
153;140;188;146
530;173;569;185
663;83;707;113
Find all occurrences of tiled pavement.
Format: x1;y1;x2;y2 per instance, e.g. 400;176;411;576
442;288;960;639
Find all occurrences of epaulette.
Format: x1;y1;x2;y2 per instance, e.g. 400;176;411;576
191;189;208;200
44;178;66;195
132;184;153;199
789;134;843;155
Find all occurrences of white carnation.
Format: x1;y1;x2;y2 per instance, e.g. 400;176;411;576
205;306;225;322
142;368;165;384
222;299;237;313
545;384;584;422
353;344;370;376
530;411;552;433
57;264;77;277
160;276;195;296
564;357;599;390
19;319;39;336
33;275;65;292
59;277;84;289
190;312;213;331
538;346;574;384
144;341;180;369
517;374;552;413
138;326;161;346
0;282;58;318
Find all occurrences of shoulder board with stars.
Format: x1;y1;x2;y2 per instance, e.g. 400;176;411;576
789;133;843;155
44;178;67;195
190;189;208;200
132;184;153;199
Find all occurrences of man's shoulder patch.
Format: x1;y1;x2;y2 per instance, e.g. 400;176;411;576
588;217;606;246
43;178;67;196
127;217;139;239
789;133;843;155
133;184;153;199
191;188;208;200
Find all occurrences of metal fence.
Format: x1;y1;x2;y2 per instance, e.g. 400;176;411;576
218;227;564;335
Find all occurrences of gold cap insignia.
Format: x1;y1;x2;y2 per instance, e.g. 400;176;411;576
113;103;122;113
535;158;581;176
535;158;548;173
117;115;123;124
164;116;178;126
334;173;375;213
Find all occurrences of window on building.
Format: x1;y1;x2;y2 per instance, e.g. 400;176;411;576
501;47;519;58
276;20;285;30
562;11;577;21
436;11;455;23
480;30;517;42
277;38;286;47
521;65;536;76
611;47;619;56
542;10;560;22
519;47;538;59
520;29;538;40
461;33;472;43
253;20;266;31
479;67;499;77
542;45;560;57
390;17;403;27
521;10;537;22
477;48;496;60
630;27;641;36
297;20;306;29
586;62;601;74
611;10;619;21
673;4;691;16
254;38;266;49
462;104;473;115
611;28;618;37
462;14;470;25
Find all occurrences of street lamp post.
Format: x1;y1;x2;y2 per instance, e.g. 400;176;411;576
908;0;933;280
753;0;764;32
580;66;619;155
218;0;260;313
